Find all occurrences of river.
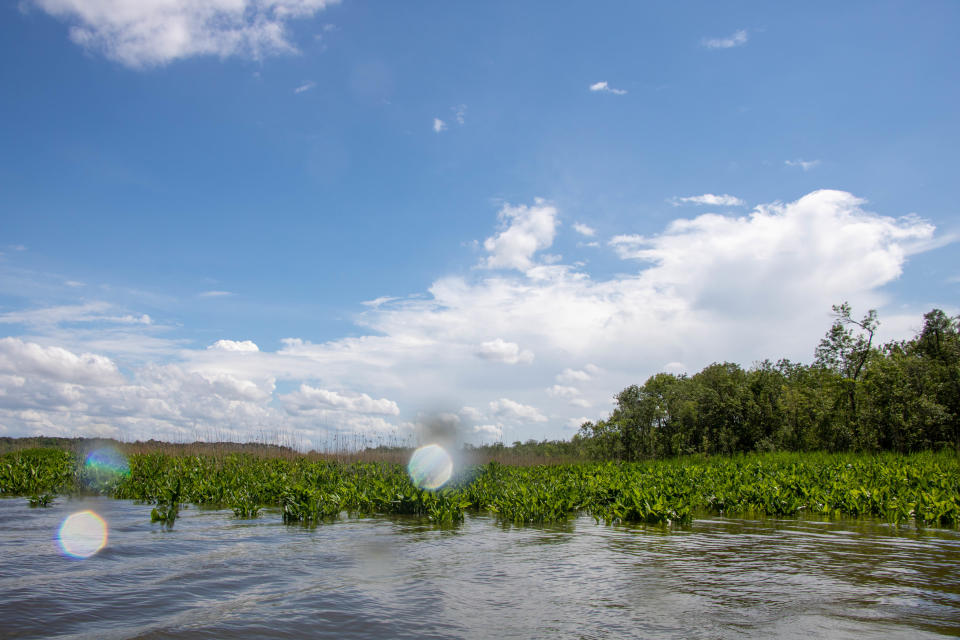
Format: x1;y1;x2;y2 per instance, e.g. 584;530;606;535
1;496;958;639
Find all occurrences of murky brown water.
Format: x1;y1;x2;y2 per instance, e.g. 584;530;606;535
1;496;958;639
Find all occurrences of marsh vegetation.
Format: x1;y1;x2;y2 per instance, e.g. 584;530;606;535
3;447;958;528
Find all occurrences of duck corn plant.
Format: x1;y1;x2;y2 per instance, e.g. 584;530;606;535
3;448;958;529
150;477;182;527
0;449;74;505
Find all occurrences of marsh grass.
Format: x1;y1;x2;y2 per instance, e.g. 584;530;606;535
2;442;958;528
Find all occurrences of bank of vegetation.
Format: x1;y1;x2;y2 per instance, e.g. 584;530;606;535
2;447;958;527
571;305;960;460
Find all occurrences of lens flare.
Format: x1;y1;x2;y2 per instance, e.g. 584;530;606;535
82;448;129;493
84;448;129;475
407;444;453;490
58;510;108;559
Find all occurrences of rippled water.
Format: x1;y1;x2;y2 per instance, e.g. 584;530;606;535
1;496;958;639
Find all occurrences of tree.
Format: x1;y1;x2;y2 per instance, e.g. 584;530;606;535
814;302;879;449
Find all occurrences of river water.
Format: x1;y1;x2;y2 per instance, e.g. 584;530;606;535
1;496;958;639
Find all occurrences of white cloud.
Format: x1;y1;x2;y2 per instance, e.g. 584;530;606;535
786;159;821;171
482;199;559;271
207;339;259;352
30;0;338;68
572;222;596;237
361;296;399;308
65;280;85;287
663;361;686;374
546;384;579;398
0;302;151;327
459;405;483;421
555;367;594;384
472;423;502;440
476;338;534;364
0;191;948;445
0;337;123;385
199;290;233;298
433;118;447;133
280;384;400;416
609;190;935;314
293;81;316;94
671;194;745;207
453;104;466;125
489;398;548;423
702;29;748;49
589;81;627;95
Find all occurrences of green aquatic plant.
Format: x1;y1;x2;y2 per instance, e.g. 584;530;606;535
2;448;958;528
28;493;54;507
150;477;182;527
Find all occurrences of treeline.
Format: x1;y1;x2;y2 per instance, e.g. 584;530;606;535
575;305;960;459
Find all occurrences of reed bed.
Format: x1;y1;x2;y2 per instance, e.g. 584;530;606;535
2;447;958;528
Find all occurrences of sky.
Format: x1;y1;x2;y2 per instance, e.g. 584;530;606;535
1;1;958;448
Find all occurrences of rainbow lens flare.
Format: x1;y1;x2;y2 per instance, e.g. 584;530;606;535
82;448;130;493
84;448;129;475
407;444;453;490
58;510;108;559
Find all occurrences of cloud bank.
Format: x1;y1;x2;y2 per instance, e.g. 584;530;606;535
0;190;944;446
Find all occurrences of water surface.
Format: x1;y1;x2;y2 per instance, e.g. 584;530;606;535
1;496;958;639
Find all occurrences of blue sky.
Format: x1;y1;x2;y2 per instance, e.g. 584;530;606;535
1;1;958;447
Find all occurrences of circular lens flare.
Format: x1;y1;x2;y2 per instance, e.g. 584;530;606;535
58;510;108;559
407;444;453;490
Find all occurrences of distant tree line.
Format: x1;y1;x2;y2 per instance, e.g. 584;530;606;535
573;305;960;459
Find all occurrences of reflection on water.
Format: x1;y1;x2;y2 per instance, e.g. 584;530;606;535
0;496;958;639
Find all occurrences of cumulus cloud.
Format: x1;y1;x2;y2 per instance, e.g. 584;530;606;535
433;118;447;133
0;337;122;385
481;199;559;271
0;340;280;441
546;384;579;398
671;194;745;207
489;398;548;423
280;384;399;416
0;191;946;445
589;81;627;95
572;223;596;237
476;338;534;364
610;190;935;322
786;159;821;171
29;0;338;68
207;339;260;352
702;29;748;49
555;366;598;384
472;423;502;440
